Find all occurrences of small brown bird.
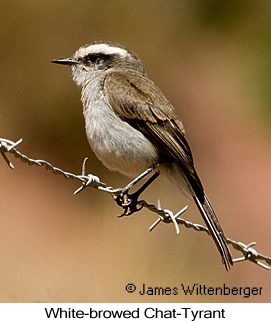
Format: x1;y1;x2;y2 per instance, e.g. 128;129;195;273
52;41;233;270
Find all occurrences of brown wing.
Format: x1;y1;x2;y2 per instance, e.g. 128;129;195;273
103;71;204;201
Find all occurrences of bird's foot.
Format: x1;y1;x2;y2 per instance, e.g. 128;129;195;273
113;171;160;216
114;189;144;216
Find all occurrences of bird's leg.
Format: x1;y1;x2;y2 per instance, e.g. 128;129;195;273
116;172;160;216
124;163;159;192
114;164;160;216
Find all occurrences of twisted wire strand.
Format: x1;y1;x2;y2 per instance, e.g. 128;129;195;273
1;137;270;270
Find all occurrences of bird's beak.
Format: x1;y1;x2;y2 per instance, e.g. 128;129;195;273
51;58;78;66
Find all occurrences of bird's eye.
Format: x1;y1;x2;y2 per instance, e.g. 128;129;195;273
86;54;100;63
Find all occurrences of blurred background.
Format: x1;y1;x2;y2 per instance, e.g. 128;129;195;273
0;0;270;302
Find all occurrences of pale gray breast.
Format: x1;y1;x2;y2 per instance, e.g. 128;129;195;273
81;78;159;177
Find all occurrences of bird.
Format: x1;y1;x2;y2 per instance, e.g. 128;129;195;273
52;40;233;270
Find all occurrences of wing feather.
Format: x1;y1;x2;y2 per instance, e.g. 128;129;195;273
103;71;232;269
104;71;204;201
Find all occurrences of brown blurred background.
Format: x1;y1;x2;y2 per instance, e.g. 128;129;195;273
0;0;270;302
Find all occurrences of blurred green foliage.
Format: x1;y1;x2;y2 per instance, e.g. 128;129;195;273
193;0;253;30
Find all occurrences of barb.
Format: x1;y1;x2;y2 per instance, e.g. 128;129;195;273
1;137;270;270
0;138;108;192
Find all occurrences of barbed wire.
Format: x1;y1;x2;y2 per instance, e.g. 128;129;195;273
1;137;270;270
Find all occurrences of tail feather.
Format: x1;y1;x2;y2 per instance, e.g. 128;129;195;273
193;195;233;271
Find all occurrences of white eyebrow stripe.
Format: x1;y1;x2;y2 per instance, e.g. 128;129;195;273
75;44;129;58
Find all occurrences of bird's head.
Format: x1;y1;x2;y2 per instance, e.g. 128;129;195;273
52;41;145;87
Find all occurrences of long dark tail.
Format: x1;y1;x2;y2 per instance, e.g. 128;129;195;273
193;194;233;271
